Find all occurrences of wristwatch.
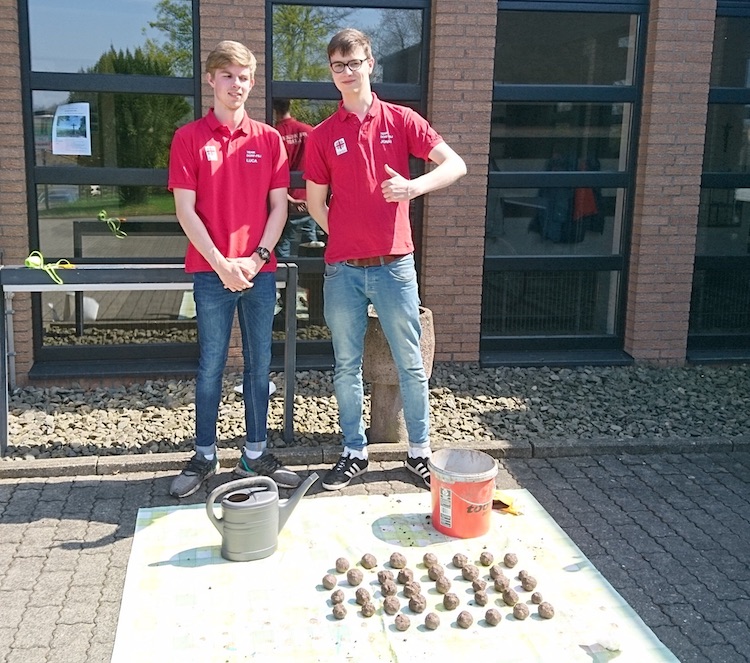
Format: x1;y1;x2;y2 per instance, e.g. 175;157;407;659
254;246;271;263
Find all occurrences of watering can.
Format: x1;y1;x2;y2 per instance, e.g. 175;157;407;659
206;472;318;562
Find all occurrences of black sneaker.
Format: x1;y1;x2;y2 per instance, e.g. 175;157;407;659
406;456;431;489
322;453;369;491
233;452;302;489
169;454;219;498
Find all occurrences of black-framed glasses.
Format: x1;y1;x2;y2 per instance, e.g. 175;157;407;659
329;58;369;74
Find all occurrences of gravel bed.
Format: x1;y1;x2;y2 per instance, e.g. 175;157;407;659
2;363;749;461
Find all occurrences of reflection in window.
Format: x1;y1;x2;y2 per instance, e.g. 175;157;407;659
704;104;750;172
482;270;620;336
495;11;638;85
696;188;750;257
486;188;625;258
710;17;750;88
28;0;194;76
272;5;422;83
33;91;194;172
490;102;631;173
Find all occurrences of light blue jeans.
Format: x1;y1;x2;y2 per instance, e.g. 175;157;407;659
323;254;429;451
192;271;276;451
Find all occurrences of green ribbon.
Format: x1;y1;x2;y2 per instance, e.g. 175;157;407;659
98;210;128;239
24;251;74;285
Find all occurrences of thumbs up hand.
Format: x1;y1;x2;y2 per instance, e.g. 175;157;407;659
381;164;412;203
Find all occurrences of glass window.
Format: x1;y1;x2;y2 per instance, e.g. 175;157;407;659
695;188;750;257
486;187;626;257
690;267;750;333
33;91;194;169
490;102;632;173
272;5;423;83
482;270;620;336
36;185;184;261
28;0;194;76
703;104;750;172
495;11;638;85
710;16;750;88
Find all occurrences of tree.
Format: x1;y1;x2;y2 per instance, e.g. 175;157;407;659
143;0;193;78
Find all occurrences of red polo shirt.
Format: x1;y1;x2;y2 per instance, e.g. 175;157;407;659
275;116;313;201
168;108;289;273
304;94;443;264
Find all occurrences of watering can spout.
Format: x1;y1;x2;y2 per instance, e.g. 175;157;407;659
279;472;318;531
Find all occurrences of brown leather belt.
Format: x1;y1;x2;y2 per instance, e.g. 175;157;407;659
344;254;405;268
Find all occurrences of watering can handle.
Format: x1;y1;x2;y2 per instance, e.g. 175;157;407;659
205;476;278;532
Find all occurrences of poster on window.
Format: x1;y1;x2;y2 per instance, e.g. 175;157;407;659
52;102;91;156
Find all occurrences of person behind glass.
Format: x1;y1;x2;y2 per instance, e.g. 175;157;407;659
272;98;323;257
304;28;467;491
167;40;302;498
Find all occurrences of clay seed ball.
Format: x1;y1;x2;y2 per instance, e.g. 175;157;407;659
423;552;439;568
361;601;376;618
442;592;460;610
493;576;510;592
521;575;538;592
360;553;378;570
389;552;407;569
485;608;502;626
502;588;519;606
479;551;494;567
383;595;400;615
472;578;487;592
355;587;371;606
381;580;398;597
377;569;395;585
435;576;452;594
518;569;530;580
457;610;474;629
474;590;489;606
538;602;555;619
330;589;345;605
335;557;350;573
513;603;530;620
403;580;422;598
322;574;337;590
394;613;411;631
427;564;445;581
531;592;544;605
489;564;505;580
503;552;518;569
347;568;364;587
424;612;440;630
397;568;414;585
332;603;347;620
461;564;480;581
408;594;427;613
452;553;468;569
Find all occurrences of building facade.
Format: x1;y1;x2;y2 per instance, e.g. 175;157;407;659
0;0;748;385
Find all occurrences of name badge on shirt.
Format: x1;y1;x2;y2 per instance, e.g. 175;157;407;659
205;145;218;161
334;138;347;156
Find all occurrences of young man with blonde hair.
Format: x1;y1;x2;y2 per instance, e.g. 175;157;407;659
168;40;301;497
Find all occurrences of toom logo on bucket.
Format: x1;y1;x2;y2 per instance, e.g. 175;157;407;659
466;503;491;514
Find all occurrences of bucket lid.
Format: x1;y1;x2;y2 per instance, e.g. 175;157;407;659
428;449;498;483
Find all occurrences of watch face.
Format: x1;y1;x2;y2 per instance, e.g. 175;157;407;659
256;247;270;262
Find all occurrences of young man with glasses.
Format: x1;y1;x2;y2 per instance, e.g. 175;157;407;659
305;28;467;491
167;40;302;498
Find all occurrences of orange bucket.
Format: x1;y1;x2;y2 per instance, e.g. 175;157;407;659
428;449;498;538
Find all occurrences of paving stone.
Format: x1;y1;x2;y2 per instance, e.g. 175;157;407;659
6;647;50;663
14;605;60;648
27;571;72;607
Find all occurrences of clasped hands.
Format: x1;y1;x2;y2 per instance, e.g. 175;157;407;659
220;256;261;292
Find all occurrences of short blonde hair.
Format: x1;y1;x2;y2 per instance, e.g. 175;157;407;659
205;40;257;77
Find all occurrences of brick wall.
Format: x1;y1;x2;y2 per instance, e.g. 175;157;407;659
421;0;495;362
625;0;717;364
200;0;268;368
0;0;33;381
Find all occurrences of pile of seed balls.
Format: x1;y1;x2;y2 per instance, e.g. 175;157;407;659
321;549;555;631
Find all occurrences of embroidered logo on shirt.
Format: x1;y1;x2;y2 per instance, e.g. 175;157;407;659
334;138;347;156
205;145;218;161
246;150;260;163
380;131;393;145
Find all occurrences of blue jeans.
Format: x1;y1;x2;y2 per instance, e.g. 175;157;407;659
192;271;276;450
275;215;319;257
323;254;429;451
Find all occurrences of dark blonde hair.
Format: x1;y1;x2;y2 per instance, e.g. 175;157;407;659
327;28;372;60
205;40;257;77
